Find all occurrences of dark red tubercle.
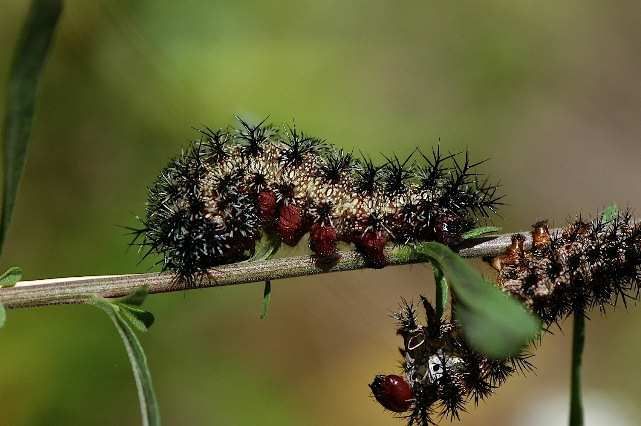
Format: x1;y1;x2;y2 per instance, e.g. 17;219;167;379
356;231;388;268
277;204;304;246
309;223;338;258
370;374;413;413
257;190;277;221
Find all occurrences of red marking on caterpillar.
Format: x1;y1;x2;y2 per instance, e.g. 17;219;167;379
258;190;277;222
277;204;304;246
309;223;338;258
132;117;501;283
356;231;388;269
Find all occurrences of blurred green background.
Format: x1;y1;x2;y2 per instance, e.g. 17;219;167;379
1;1;641;425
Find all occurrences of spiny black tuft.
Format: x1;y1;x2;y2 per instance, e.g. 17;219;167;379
319;149;355;183
280;125;326;167
382;153;414;196
236;116;272;157
416;146;452;191
354;156;383;195
199;126;231;163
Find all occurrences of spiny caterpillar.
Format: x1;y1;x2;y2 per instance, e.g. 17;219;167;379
372;211;641;425
133;117;501;282
494;212;641;324
371;298;534;424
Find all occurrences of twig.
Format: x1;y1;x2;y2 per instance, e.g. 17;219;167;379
0;229;533;310
569;307;586;426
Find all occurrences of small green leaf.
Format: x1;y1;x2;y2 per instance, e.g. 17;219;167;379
247;232;281;262
111;287;155;330
0;303;5;328
91;297;161;426
462;226;501;240
0;266;22;287
601;204;619;224
118;304;155;332
1;0;62;254
415;242;541;358
260;280;272;320
115;286;149;307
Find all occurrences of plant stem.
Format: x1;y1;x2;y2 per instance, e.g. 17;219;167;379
569;307;585;426
433;266;448;319
0;229;537;310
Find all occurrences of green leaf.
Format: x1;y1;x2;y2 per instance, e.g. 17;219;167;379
0;303;5;328
462;226;501;240
1;0;62;254
118;304;155;332
260;280;272;320
247;232;281;262
112;287;155;331
115;286;149;307
601;203;619;224
0;266;22;287
91;297;161;426
415;242;541;358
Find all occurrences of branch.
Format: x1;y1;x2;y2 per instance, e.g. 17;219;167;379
0;229;533;310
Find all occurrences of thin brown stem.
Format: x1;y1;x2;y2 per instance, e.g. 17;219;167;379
0;229;535;310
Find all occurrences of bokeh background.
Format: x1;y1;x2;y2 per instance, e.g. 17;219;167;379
1;1;641;425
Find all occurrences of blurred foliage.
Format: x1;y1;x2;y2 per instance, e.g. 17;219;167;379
1;0;61;253
1;1;640;425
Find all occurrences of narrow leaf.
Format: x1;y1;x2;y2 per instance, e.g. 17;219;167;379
0;266;22;287
601;203;618;224
462;226;501;240
415;242;541;358
1;0;62;253
260;280;272;319
92;298;161;426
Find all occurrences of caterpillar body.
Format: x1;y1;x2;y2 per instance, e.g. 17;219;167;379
372;211;641;425
134;117;500;282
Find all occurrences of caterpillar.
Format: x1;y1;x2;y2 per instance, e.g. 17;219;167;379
371;298;534;424
132;117;501;282
371;211;641;425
